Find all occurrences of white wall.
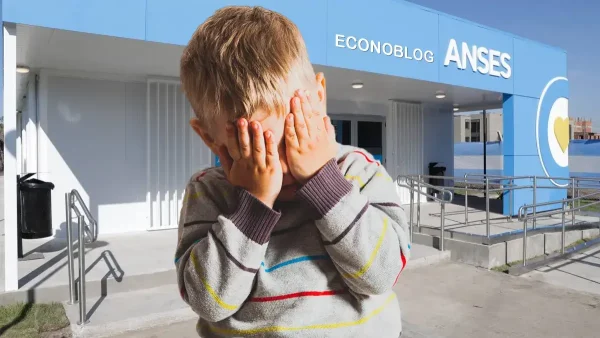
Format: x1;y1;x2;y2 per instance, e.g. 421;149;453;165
423;105;454;182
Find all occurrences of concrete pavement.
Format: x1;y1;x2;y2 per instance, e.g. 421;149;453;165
110;262;600;338
521;245;600;296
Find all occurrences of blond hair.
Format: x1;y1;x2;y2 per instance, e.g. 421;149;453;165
180;6;314;127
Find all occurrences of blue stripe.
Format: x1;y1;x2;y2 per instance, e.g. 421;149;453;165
261;255;329;273
174;239;202;264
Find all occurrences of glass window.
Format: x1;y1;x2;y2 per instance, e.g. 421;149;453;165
357;121;383;163
331;120;352;145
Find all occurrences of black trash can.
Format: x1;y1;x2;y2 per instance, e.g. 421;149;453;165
428;162;446;198
18;176;55;239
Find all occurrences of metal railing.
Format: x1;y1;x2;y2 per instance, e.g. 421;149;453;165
65;189;98;325
401;173;600;239
518;191;600;266
397;176;454;251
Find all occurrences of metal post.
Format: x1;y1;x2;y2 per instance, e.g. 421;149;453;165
65;193;76;305
533;176;537;229
509;179;514;220
440;203;445;252
483;110;487;177
77;215;88;325
571;178;576;227
523;218;528;267
485;178;490;238
417;176;421;230
561;200;566;255
464;174;469;226
409;179;414;243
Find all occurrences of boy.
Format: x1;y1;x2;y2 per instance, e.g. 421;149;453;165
175;6;411;337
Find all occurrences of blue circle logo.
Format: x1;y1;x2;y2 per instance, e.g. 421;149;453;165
536;77;569;187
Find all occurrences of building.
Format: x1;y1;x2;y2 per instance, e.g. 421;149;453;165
453;112;503;143
569;117;594;139
2;0;569;291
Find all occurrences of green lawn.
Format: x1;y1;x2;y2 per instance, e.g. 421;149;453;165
579;199;600;213
0;302;70;338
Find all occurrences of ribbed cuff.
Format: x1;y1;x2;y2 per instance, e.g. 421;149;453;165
227;189;281;245
297;159;353;217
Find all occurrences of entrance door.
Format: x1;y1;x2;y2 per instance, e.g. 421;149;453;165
330;115;385;166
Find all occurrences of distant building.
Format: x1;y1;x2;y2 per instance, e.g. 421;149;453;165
569;118;597;139
454;112;503;143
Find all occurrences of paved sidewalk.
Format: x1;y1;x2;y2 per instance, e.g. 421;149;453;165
111;262;600;338
521;245;600;296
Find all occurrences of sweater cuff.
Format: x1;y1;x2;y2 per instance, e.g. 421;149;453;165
297;159;353;217
227;189;281;245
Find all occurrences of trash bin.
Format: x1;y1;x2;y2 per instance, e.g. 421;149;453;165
18;176;55;239
428;162;446;199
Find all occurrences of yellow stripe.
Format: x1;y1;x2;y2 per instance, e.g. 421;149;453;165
203;293;396;335
189;251;238;311
346;172;391;188
375;172;393;182
345;175;365;188
342;218;389;279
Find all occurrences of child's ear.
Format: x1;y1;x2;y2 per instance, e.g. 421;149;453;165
190;118;219;154
315;72;327;104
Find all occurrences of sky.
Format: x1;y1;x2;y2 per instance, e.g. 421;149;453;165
409;0;599;120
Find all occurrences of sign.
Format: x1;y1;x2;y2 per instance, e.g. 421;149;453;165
443;38;512;79
536;77;569;187
335;34;434;63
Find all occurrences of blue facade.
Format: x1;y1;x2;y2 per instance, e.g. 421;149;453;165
2;0;569;215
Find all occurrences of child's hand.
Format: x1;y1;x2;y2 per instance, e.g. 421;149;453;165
284;90;337;184
219;118;283;208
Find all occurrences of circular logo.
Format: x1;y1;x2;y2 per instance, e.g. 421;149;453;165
536;77;569;187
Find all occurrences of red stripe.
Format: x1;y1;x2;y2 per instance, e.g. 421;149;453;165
195;171;208;181
393;252;407;286
250;289;347;303
352;151;380;166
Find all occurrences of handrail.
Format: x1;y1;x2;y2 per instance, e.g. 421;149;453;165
518;190;600;221
65;189;96;326
517;191;600;267
397;179;453;203
397;176;453;251
70;189;97;242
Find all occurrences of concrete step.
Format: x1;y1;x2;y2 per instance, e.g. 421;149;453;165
61;244;449;338
65;283;196;338
0;269;177;306
413;228;600;270
406;243;451;270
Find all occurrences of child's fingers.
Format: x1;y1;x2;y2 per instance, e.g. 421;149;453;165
237;118;251;159
285;113;300;150
251;122;266;168
264;130;279;167
225;122;241;160
300;90;320;138
291;95;309;146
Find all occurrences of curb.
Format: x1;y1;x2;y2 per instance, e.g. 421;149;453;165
69;307;197;338
405;250;451;271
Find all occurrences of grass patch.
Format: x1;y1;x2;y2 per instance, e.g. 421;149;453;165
579;200;600;213
491;260;526;274
0;302;70;338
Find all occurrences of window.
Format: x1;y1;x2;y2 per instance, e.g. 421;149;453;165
471;120;480;134
472;136;481;142
465;121;470;129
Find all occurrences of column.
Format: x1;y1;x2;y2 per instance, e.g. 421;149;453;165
4;23;18;291
503;90;568;216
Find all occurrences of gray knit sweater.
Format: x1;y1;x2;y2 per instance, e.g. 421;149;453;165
175;144;411;337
